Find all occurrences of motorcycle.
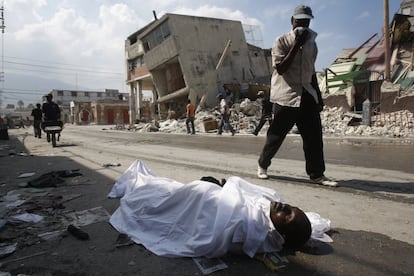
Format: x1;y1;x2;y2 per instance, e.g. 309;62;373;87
41;120;63;147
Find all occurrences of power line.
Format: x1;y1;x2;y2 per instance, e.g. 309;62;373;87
4;55;122;73
2;88;48;93
4;60;123;75
5;66;124;81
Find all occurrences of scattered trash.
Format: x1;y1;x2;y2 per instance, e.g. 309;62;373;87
28;172;63;188
26;170;81;188
67;224;90;240
57;169;82;178
17;182;28;188
0;243;17;259
102;163;121;167
68;176;96;186
193;257;228;275
254;252;288;272
38;230;64;241
1;191;25;209
115;233;134;248
8;213;44;224
24;187;48;193
62;206;110;227
17;172;35;178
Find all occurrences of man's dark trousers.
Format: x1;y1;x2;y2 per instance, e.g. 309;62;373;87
258;90;325;179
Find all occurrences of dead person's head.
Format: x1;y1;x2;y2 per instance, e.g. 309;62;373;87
270;201;312;248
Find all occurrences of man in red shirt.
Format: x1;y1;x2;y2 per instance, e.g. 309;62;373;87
186;99;196;134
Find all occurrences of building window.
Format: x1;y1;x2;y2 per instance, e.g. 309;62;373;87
141;20;171;52
129;36;137;45
57;90;64;96
97;93;102;97
128;56;144;71
71;91;78;97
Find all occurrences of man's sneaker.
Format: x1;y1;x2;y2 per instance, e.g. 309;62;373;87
310;176;338;187
257;166;268;179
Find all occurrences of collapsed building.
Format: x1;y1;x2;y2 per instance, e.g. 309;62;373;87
125;13;271;123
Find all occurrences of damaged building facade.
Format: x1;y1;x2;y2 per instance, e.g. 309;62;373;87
322;0;414;115
125;13;271;123
47;89;129;125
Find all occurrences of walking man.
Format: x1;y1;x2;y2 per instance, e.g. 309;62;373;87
186;99;196;135
257;5;337;187
217;93;235;136
31;103;43;138
253;91;273;136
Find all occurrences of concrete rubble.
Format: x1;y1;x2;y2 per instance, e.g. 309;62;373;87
115;97;413;139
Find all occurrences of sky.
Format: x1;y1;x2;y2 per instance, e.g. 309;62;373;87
0;0;402;107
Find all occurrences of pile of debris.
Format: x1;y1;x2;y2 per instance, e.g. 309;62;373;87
321;107;413;138
124;98;414;138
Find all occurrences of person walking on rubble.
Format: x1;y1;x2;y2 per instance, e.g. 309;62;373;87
256;5;337;187
186;99;196;135
217;93;235;136
253;91;273;136
31;103;43;139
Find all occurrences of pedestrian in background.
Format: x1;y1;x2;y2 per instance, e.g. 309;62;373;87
31;103;43;138
186;99;196;135
253;91;273;136
217;93;235;136
42;94;62;143
42;94;61;122
256;5;337;187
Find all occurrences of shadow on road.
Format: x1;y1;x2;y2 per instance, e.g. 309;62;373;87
269;174;414;203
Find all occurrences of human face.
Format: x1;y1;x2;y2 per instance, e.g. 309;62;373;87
270;201;304;234
292;18;311;29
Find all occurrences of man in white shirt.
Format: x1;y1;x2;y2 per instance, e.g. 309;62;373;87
257;5;337;187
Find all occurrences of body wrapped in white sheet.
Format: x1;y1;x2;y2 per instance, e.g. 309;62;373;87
108;160;285;258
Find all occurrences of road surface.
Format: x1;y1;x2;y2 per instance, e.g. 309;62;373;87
1;125;413;275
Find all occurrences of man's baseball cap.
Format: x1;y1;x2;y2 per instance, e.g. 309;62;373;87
293;5;314;20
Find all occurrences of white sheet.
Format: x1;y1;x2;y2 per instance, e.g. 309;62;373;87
109;160;286;258
108;160;331;258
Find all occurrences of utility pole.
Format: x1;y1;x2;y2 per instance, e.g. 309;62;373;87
0;1;5;107
384;0;391;81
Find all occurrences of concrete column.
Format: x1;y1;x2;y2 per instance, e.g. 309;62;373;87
151;85;157;120
129;83;136;125
137;80;143;121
